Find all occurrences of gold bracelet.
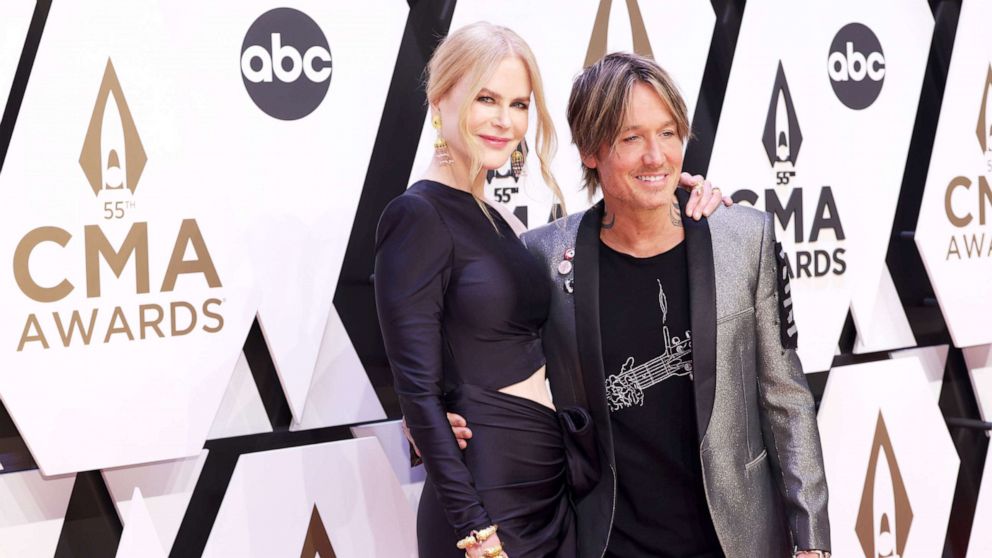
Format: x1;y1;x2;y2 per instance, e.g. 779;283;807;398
482;546;504;558
472;524;498;542
457;524;497;551
456;534;478;550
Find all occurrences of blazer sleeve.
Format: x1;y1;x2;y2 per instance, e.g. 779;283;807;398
753;212;831;552
374;194;493;537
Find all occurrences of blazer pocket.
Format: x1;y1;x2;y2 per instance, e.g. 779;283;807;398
717;305;755;325
744;448;768;472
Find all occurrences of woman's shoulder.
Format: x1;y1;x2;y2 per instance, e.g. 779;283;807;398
382;181;450;218
377;183;456;244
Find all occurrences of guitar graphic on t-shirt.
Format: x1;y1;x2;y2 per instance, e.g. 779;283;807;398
605;280;693;412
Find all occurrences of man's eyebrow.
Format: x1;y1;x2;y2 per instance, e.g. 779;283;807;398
619;120;676;133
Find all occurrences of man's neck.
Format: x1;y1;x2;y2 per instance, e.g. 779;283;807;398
600;199;685;258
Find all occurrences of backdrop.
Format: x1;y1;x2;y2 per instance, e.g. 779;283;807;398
0;0;988;556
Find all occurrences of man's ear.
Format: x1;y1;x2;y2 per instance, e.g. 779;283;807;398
581;152;598;170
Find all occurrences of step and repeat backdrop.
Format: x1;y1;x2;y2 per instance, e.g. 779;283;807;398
0;0;989;557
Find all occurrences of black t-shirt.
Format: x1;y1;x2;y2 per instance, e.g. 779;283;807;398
599;239;723;558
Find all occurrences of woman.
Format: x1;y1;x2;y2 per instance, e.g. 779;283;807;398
375;23;725;558
375;22;571;558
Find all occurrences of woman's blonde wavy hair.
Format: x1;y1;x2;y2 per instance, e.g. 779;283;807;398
426;22;565;223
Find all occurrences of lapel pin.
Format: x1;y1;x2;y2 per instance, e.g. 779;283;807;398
564;278;575;294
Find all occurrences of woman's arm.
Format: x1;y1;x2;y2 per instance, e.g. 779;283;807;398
374;194;492;537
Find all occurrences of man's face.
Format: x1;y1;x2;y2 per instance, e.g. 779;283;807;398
583;82;684;212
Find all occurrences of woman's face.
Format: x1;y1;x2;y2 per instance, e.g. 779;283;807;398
435;56;532;173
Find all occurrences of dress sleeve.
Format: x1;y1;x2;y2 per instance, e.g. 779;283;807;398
374;194;493;537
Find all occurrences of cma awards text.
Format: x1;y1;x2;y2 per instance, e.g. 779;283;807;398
732;185;848;279
13;219;225;351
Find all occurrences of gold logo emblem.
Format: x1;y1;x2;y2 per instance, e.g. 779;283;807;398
855;412;913;558
79;58;146;196
300;504;336;558
584;0;653;67
977;64;992;155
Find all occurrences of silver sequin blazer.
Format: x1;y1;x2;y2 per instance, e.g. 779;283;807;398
520;190;830;557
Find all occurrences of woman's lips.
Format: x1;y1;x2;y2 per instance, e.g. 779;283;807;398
479;134;511;148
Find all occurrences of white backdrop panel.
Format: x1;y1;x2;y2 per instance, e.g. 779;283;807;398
0;0;260;475
0;470;75;558
708;0;932;372
915;0;992;348
966;444;992;558
238;1;407;424
202;437;416;558
854;264;916;354
351;419;426;512
965;342;992;557
293;303;385;430
102;451;208;555
819;358;959;558
115;488;168;558
963;344;992;422
207;352;272;441
890;344;948;402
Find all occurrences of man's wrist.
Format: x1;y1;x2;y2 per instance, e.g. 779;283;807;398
794;550;830;558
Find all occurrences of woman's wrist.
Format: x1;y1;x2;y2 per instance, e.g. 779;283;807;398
466;532;504;558
458;525;505;557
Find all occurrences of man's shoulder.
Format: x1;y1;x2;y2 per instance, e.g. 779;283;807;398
706;205;771;281
521;210;586;255
707;203;769;240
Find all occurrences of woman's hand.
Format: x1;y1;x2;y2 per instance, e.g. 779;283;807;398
464;533;507;558
680;172;733;220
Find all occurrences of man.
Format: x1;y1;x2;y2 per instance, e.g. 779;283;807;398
434;52;830;557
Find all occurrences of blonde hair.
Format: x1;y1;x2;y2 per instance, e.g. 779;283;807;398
426;22;565;221
567;52;691;196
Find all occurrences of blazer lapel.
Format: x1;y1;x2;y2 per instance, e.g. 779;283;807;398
676;188;718;443
573;201;615;462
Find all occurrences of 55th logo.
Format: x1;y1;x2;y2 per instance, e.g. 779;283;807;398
79;59;143;220
12;59;225;351
732;61;847;280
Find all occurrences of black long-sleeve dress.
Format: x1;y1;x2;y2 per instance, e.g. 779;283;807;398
375;180;575;557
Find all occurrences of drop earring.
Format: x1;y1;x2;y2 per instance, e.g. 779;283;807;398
432;115;454;166
510;147;526;179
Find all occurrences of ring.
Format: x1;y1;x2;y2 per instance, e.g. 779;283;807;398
482;546;504;557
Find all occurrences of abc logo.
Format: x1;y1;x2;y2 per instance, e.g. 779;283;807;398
241;8;332;120
827;23;885;110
